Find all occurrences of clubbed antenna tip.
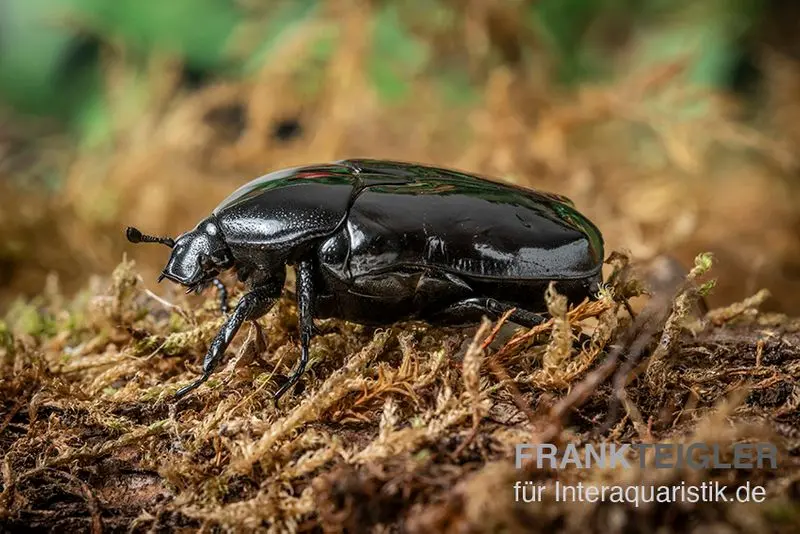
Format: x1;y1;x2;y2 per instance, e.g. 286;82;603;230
125;226;175;248
126;226;143;243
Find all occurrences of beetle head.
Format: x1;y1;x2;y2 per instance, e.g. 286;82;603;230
126;217;233;291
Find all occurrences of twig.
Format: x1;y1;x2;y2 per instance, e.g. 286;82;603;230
597;300;670;436
705;289;771;326
480;309;515;351
535;347;620;445
488;359;538;426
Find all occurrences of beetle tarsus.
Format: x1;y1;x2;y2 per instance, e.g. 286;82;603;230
175;373;210;399
425;297;546;328
273;330;312;405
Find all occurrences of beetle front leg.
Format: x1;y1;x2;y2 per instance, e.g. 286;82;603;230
273;258;317;405
175;286;277;398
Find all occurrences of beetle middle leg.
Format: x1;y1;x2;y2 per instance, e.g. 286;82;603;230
424;297;546;328
273;258;318;405
175;285;278;398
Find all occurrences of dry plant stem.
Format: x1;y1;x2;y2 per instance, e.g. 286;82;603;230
488;357;538;426
755;338;764;368
464;317;493;429
533;349;620;448
462;318;500;425
599;297;672;436
48;420;171;469
0;401;22;437
619;389;650;440
705;288;772;326
537;292;670;445
486;298;616;432
625;254;711;407
604;255;720;434
479;309;514;351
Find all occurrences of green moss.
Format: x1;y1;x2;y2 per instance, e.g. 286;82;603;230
5;299;58;337
133;335;164;356
168;312;188;333
764;501;800;524
413;448;431;462
694;252;715;275
0;320;13;350
139;386;168;402
699;279;717;297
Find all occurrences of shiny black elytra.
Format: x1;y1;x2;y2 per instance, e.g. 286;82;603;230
126;159;604;403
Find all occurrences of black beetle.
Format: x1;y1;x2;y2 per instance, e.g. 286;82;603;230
126;159;604;402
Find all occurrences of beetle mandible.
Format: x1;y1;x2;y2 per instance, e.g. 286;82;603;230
126;159;604;402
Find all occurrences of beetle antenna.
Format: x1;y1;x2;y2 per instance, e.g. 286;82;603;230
126;227;175;248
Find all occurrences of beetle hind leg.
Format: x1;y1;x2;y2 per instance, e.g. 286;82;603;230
424;297;546;328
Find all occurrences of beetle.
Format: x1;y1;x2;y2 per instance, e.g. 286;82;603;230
126;159;604;402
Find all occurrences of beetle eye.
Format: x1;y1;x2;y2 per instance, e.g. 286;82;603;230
200;250;232;271
212;250;232;266
198;254;214;270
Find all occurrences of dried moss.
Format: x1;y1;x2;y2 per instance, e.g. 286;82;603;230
0;254;796;532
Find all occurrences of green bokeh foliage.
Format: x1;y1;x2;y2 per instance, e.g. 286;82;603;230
0;0;764;148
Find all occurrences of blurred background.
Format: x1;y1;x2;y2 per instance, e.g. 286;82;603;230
2;0;800;313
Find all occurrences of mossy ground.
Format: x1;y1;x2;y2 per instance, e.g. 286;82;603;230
3;7;800;530
0;251;798;532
